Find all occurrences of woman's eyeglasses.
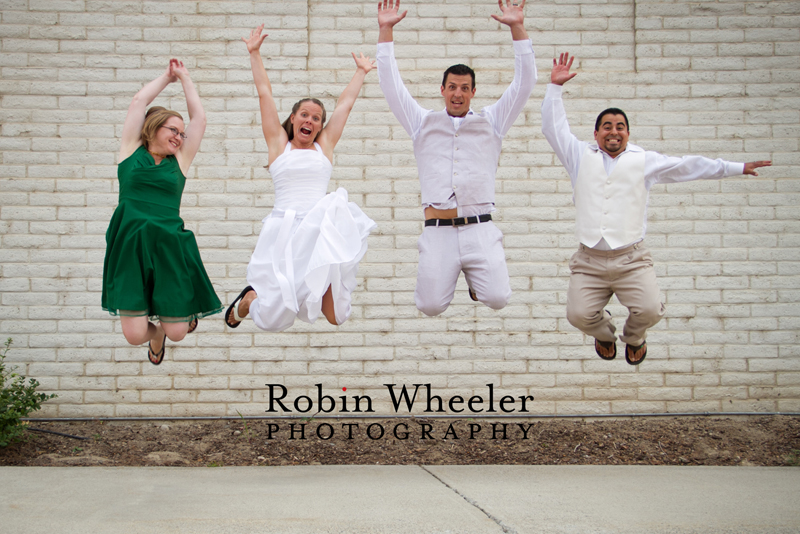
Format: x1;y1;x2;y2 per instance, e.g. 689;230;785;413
161;126;187;140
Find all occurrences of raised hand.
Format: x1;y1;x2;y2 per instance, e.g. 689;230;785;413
491;0;525;28
170;59;189;81
163;61;178;83
551;52;578;86
352;52;376;74
743;160;772;176
378;0;407;30
242;24;268;54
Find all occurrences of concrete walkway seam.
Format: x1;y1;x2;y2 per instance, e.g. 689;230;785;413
420;465;518;534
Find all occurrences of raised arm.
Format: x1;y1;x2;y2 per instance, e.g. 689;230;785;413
378;0;407;43
376;0;428;139
171;60;206;175
243;25;288;162
483;0;537;137
491;0;529;41
541;53;586;184
550;51;577;86
317;53;375;160
119;62;176;161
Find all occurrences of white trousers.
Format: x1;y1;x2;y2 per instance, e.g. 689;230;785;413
414;220;511;316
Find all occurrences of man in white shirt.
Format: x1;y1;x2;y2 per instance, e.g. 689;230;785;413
542;52;771;365
377;0;537;316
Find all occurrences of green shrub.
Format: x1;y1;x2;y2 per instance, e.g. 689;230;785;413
1;338;57;447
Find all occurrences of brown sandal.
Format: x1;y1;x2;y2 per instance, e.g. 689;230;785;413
595;339;616;360
625;341;647;365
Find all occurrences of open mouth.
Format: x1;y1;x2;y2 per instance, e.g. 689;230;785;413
299;127;312;136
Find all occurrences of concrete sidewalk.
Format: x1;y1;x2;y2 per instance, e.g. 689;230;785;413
2;466;798;533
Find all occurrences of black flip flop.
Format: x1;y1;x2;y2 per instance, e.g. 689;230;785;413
625;341;647;365
595;339;617;360
225;285;253;328
187;317;198;334
468;288;478;302
148;333;167;365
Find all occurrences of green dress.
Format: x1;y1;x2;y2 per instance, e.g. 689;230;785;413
102;145;222;322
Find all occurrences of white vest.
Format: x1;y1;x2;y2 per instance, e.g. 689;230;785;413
412;110;502;206
574;146;647;249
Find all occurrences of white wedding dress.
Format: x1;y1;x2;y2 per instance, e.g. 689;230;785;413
246;142;376;331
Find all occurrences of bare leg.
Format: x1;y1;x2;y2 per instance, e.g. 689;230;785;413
120;313;162;346
161;319;191;342
321;285;337;325
120;313;166;363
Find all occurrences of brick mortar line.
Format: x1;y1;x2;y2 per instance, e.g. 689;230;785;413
633;0;638;73
306;0;311;70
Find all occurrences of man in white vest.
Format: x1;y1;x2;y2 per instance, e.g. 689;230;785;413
376;0;537;316
542;53;771;365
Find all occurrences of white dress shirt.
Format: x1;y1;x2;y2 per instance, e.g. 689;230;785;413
541;83;746;249
378;40;537;217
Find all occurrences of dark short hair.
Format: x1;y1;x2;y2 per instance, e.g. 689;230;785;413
594;108;630;132
442;64;475;89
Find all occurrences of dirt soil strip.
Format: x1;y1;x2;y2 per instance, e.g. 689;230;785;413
2;416;799;467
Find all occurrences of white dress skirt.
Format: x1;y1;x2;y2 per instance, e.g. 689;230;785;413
246;142;376;332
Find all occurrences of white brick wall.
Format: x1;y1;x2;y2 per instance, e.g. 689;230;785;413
1;0;799;417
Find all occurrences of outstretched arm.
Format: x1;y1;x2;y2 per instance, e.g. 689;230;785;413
378;0;407;43
318;53;375;160
243;25;287;161
744;161;771;176
647;155;771;187
119;62;176;160
491;0;528;41
171;60;206;175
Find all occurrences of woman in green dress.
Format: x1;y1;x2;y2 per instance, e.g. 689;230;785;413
102;59;222;364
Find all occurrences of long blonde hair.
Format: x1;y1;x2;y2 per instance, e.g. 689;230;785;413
141;106;184;149
281;99;327;142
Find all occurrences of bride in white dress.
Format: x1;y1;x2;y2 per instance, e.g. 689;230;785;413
226;25;376;331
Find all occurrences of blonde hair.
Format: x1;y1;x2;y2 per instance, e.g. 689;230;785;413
281;99;327;142
141;106;184;149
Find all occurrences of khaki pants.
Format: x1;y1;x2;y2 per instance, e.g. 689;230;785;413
566;242;665;346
